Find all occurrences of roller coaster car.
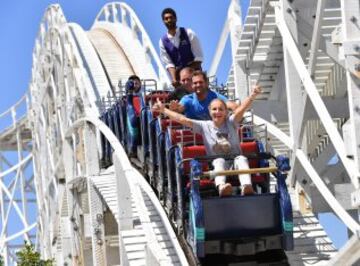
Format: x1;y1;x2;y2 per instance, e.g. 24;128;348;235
163;129;293;263
100;98;127;168
101;83;293;264
144;91;171;184
152;116;183;200
99;87;147;169
185;156;293;263
123;85;165;169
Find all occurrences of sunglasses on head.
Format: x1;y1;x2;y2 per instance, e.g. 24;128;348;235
216;132;228;138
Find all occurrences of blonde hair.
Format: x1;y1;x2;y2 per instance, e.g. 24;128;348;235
208;98;227;112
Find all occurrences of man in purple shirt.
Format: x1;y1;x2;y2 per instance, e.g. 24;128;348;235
159;8;203;87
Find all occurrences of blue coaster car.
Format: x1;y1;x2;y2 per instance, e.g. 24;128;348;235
144;91;170;186
185;156;293;263
100;110;113;167
151;116;182;200
111;101;123;143
165;128;204;218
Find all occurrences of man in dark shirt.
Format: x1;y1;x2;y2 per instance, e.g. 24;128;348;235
168;67;194;101
125;75;142;95
125;75;144;157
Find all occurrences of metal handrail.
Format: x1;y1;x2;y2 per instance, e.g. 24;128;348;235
0;94;28;119
203;166;278;178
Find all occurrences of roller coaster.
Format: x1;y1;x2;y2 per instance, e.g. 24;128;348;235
0;0;360;265
98;78;294;265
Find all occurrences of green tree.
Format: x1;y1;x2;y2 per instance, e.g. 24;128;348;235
16;242;53;266
0;255;4;266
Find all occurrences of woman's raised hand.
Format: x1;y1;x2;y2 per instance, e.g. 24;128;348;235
250;85;262;100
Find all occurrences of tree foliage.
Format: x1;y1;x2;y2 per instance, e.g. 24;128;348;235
16;242;53;266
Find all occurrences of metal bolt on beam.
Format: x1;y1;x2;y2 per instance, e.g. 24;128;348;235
96;213;103;222
350;16;357;23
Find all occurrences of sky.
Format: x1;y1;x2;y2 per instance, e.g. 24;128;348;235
0;0;349;254
0;0;238;111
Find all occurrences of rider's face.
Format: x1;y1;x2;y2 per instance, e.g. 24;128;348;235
192;75;208;98
210;100;227;125
180;70;194;93
133;79;141;92
163;13;177;30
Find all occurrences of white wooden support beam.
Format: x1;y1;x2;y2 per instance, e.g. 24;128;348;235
252;97;349;122
341;1;360;236
62;136;76;264
104;5;110;21
63;134;85;265
296;12;360;78
328;234;360;265
283;48;307;185
290;0;328;188
296;150;360;235
281;0;298;43
275;3;360;189
113;154;132;266
228;0;247;101
254;115;360;236
0;156;6;265
0;156;9;265
83;123;107;265
280;0;307;186
120;6;128;28
145;244;161;266
308;0;326;77
17;129;30;243
113;155;133;230
341;0;360;183
209;19;229;77
112;3;119;23
87;183;107;265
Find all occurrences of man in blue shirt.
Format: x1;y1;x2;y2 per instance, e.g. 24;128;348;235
169;70;238;120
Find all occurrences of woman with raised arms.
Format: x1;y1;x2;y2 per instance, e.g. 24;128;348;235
152;86;262;197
